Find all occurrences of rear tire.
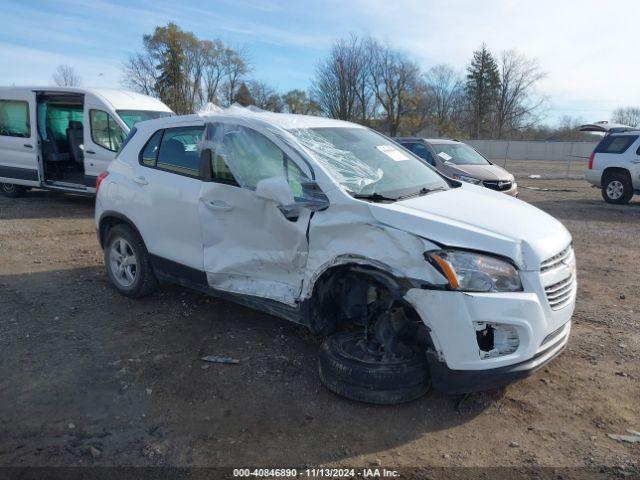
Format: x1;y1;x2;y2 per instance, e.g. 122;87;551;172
318;330;431;404
0;183;26;198
104;223;158;298
602;172;633;204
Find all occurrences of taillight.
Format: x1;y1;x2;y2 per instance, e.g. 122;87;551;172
588;152;595;170
96;171;109;194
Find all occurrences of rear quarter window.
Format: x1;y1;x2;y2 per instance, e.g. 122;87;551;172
595;135;639;154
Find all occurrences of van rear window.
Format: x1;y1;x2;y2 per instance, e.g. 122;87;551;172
595;135;638;154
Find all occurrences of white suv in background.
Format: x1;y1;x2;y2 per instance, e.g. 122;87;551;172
95;107;576;404
585;131;640;204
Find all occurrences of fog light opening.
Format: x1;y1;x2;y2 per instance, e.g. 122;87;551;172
475;322;519;359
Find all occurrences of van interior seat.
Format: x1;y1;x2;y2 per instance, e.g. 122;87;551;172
66;120;84;165
45;127;70;162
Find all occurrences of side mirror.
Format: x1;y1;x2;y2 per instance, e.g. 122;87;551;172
255;177;294;206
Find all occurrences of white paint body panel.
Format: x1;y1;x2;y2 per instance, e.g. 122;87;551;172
0;89;40;186
96;108;577;373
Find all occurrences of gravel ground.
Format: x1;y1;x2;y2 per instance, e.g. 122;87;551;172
0;178;638;474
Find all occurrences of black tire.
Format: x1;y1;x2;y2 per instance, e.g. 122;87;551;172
602;172;633;204
318;331;430;404
0;183;26;198
104;223;158;298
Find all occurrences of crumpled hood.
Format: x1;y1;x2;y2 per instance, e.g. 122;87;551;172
368;184;571;270
451;163;514;181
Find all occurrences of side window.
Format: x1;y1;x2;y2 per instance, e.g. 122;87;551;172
211;124;308;198
140;130;163;167
0;100;30;138
595;135;639;154
140;126;203;178
90;110;125;152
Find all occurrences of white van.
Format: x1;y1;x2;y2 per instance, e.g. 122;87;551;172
0;87;172;197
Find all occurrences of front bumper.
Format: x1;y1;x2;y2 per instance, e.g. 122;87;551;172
403;273;574;392
503;182;519;197
428;322;569;394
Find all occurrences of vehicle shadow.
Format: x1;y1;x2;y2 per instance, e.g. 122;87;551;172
0;266;502;467
0;189;94;220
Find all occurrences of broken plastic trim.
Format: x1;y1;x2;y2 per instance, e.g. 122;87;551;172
474;322;519;359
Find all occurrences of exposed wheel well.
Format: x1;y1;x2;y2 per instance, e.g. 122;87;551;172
602;167;631;183
308;263;431;349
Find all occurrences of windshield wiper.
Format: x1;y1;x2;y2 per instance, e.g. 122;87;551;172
352;192;398;202
397;187;446;200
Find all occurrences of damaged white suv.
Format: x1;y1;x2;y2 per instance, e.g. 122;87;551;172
95;106;576;404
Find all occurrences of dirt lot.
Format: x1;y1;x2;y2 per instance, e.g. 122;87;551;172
0;174;638;474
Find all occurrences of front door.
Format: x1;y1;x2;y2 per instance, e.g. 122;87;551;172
84;107;126;186
0;92;40;186
198;122;312;305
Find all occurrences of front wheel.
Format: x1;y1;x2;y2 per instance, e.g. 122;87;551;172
602;173;633;204
318;330;431;404
104;223;158;298
0;183;26;198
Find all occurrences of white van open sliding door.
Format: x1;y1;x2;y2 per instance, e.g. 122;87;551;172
0;90;40;187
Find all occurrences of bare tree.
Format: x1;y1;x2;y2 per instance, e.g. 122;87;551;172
122;53;157;96
495;50;547;138
424;64;464;135
612;107;640;127
311;34;369;121
52;65;81;87
221;47;250;107
201;39;227;104
367;39;420;137
248;80;282;111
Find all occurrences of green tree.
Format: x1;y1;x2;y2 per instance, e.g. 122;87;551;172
465;43;500;138
281;89;318;114
234;82;253;106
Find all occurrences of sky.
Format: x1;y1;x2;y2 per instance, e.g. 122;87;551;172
1;0;638;125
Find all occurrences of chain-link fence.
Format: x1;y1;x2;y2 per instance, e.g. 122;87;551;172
466;140;598;179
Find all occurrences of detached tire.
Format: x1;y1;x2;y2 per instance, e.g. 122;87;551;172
318;331;430;404
0;183;26;198
602;172;633;204
104;223;158;298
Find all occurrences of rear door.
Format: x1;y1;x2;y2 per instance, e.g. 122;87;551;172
84;105;126;187
0;91;40;186
128;123;206;270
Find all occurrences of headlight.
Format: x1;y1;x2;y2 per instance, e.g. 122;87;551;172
427;249;522;292
453;174;482;185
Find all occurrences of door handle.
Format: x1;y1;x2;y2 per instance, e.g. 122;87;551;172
23;143;33;149
631;159;640;164
85;150;96;155
133;176;148;186
204;199;232;210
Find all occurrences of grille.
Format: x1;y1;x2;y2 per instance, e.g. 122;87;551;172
483;180;512;191
544;274;575;310
540;244;573;272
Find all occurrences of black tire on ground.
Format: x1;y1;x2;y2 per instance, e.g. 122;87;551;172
0;183;26;198
104;223;158;298
602;172;633;204
318;330;431;405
